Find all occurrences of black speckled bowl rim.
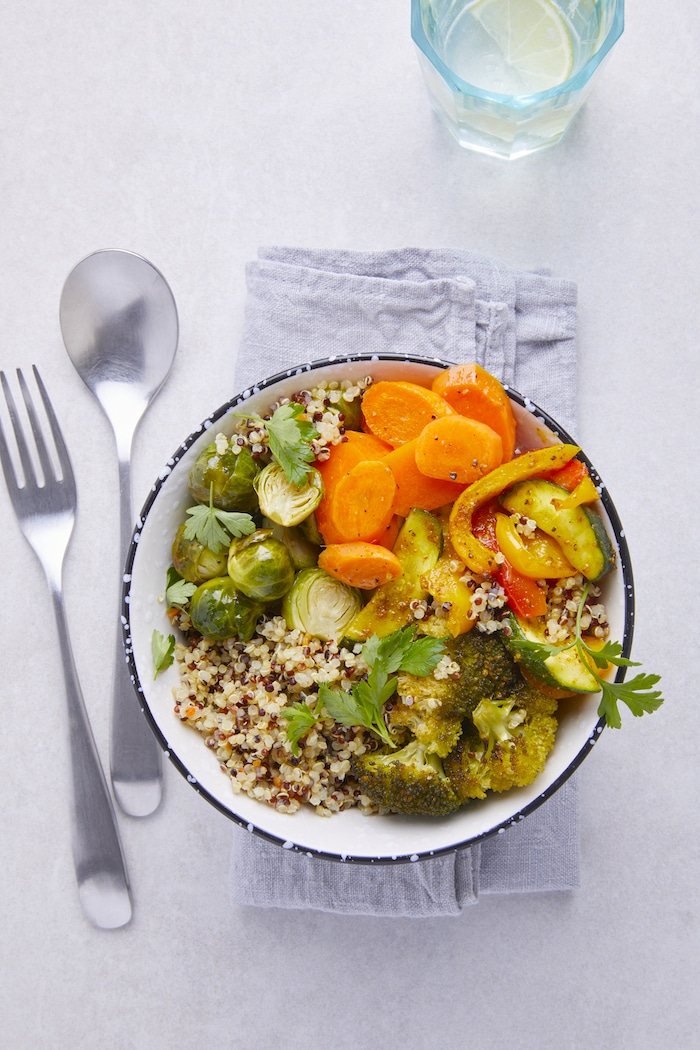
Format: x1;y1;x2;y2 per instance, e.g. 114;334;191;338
122;352;634;865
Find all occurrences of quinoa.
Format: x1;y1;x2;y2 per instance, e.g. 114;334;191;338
543;574;608;644
172;614;385;816
463;569;609;643
230;377;372;463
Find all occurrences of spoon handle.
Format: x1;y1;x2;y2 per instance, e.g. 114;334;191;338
111;456;163;817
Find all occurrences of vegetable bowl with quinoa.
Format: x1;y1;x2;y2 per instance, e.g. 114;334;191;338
123;354;662;863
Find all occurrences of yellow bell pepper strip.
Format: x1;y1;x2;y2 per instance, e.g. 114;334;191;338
552;474;599;509
421;555;477;637
448;443;580;577
472;504;548;617
494;512;576;579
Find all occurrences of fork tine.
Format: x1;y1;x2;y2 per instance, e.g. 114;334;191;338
17;368;56;486
31;366;76;490
0;379;20;493
0;370;38;489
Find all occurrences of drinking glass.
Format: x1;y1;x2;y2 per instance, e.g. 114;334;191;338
412;0;624;159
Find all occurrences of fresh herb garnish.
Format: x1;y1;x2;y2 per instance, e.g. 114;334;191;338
182;484;256;553
507;583;664;729
152;628;176;678
237;402;319;487
368;627;448;678
165;566;197;607
280;626;446;754
572;590;664;728
280;698;322;757
319;676;397;748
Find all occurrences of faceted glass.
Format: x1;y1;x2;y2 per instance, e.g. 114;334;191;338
412;0;624;159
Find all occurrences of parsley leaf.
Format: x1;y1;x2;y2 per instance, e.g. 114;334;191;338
266;403;318;486
318;682;366;728
279;699;321;757
312;626;446;750
573;589;664;728
506;630;561;663
152;629;175;678
579;636;637;670
362;625;445;676
396;633;447;676
182;485;256;553
281;628;448;754
319;677;396;749
235;403;319;487
596;672;664;730
165;566;197;608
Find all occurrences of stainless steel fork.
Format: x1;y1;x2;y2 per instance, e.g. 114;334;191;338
0;367;132;929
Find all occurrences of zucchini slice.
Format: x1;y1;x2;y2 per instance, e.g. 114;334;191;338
504;614;600;694
499;478;615;581
344;508;442;641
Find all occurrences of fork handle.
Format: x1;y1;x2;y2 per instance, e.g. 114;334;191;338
110;455;163;816
51;587;132;930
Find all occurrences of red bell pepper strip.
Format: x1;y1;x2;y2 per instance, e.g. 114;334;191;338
471;503;548;618
540;457;589;492
498;560;548;618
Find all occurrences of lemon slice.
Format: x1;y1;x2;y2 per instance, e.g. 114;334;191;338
466;0;574;93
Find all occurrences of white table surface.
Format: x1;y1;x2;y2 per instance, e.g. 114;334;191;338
1;2;697;1047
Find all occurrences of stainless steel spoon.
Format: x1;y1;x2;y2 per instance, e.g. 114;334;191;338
60;249;179;817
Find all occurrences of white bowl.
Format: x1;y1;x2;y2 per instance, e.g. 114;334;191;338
123;354;634;863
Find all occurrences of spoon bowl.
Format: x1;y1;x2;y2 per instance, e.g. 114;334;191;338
60;249;179;816
60;250;178;430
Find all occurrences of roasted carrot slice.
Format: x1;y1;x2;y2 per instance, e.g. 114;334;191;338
383;438;465;518
372;514;403;550
316;430;393;491
315;431;392;544
328;459;396;542
431;363;516;461
315;512;347;546
361;380;455;448
415;414;503;485
318;511;402;549
318;542;403;589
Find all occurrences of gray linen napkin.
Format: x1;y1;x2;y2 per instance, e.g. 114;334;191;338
229;247;579;916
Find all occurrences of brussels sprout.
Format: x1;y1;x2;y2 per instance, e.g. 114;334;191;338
188;442;260;512
189;577;263;641
336;393;363;431
262;518;321;570
171;523;228;583
227;529;295;601
299;511;324;548
254;461;323;527
281;567;362;642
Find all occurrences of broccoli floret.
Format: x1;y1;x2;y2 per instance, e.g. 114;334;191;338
353;740;461;816
445;629;525;716
444;684;558;801
387;631;553;760
472;697;526;757
388;671;470;758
